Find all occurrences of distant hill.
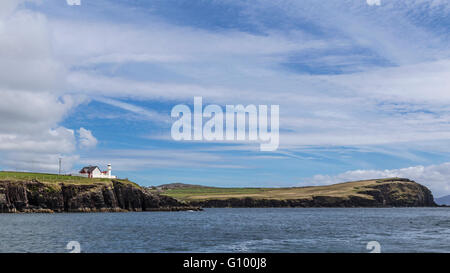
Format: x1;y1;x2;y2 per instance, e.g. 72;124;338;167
435;195;450;206
157;183;209;190
159;178;437;208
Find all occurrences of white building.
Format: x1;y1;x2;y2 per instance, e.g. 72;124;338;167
79;164;117;179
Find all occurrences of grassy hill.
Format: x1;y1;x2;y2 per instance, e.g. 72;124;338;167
160;178;408;201
0;171;140;188
159;178;436;207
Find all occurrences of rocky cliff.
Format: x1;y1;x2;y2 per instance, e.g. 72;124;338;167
175;179;437;208
0;180;200;213
0;177;437;212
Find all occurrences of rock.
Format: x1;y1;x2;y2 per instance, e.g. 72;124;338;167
0;180;201;213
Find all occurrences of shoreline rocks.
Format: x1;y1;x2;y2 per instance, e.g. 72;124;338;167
0;180;201;213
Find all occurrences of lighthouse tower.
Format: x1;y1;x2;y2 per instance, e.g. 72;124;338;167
107;164;112;178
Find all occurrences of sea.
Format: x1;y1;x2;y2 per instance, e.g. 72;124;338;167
0;208;449;253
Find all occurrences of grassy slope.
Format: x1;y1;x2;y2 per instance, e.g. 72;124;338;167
0;171;140;188
160;178;413;202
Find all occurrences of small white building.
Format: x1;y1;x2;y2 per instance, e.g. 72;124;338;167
79;164;116;179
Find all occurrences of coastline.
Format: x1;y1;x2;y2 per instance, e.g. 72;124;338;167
0;176;436;213
0;177;201;213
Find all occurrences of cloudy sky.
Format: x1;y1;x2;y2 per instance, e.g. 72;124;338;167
1;0;450;197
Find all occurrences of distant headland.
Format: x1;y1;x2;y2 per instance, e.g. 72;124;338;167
0;172;437;213
158;178;437;208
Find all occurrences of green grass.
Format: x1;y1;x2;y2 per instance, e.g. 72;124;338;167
0;171;141;188
161;178;412;201
163;187;270;200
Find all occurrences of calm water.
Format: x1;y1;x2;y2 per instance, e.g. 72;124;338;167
0;208;449;253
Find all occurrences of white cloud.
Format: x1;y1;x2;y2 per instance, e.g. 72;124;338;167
2;0;450;194
64;60;450;153
77;128;98;149
366;0;381;6
0;0;25;19
303;162;450;198
0;127;77;173
1;152;79;173
66;0;81;6
0;2;82;172
49;19;305;67
324;60;450;104
0;128;75;153
98;97;170;124
0;8;65;92
0;91;80;134
79;148;245;170
54;0;450;154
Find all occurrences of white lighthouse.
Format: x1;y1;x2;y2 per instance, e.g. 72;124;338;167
78;164;116;179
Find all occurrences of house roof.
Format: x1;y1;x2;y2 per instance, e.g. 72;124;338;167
80;166;100;173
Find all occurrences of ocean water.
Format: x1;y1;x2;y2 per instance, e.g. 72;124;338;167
0;208;449;253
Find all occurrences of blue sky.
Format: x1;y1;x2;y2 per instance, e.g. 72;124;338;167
1;0;450;196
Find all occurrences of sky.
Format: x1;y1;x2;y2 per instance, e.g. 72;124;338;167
1;0;450;197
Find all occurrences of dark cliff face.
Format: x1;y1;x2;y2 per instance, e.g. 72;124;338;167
188;180;437;208
0;180;199;213
357;180;436;207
